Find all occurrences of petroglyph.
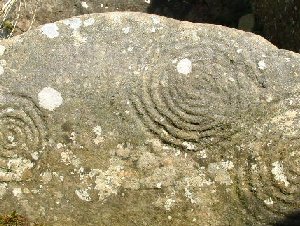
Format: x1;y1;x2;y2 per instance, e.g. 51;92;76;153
0;93;47;182
0;12;299;226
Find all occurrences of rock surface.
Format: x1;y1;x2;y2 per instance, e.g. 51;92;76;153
1;0;151;37
0;12;299;226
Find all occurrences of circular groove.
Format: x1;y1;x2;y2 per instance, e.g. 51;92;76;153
128;43;258;150
235;141;300;222
0;92;48;182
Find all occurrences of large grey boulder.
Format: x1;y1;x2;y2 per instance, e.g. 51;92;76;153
1;0;151;37
0;12;299;226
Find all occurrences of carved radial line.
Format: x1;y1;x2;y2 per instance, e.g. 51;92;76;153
0;93;48;182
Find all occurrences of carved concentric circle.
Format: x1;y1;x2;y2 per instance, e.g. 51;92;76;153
0;92;47;181
129;41;261;150
235;140;300;223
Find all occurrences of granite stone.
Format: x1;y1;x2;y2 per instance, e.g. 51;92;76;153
0;12;299;226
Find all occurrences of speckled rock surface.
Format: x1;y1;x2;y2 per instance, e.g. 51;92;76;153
0;12;299;226
1;0;151;36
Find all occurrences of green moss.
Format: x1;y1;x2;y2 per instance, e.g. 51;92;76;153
0;211;45;226
1;20;14;32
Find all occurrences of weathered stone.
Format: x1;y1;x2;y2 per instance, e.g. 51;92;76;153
1;0;151;37
0;12;299;226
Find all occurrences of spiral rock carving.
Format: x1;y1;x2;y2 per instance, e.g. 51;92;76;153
0;92;47;182
129;44;260;150
235;140;300;223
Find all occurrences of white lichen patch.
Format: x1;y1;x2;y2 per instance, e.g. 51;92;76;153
31;151;39;160
63;18;82;30
0;59;6;67
94;159;124;202
174;149;181;156
265;94;273;102
93;125;104;145
156;182;162;188
40;171;53;184
258;60;267;70
164;198;176;211
208;161;234;185
0;183;7;199
197;150;207;158
83;18;95;27
7;135;14;142
184;175;213;188
93;125;102;136
63;18;87;46
81;1;88;8
151;15;160;24
38;87;63;111
177;58;192;75
61;150;81;168
41;23;59;38
0;65;4;75
184;187;197;204
182;141;195;150
0;157;34;181
122;27;131;34
271;110;299;135
73;31;87;46
137;152;159;170
70;132;76;143
75;188;91;201
0;45;5;55
127;46;134;52
145;0;151;4
236;49;243;53
272;110;299;123
264;197;274;205
150;27;156;33
271;161;290;187
12;187;22;198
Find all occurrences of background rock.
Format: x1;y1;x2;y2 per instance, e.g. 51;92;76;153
251;0;300;53
0;0;151;37
1;0;299;53
0;12;299;225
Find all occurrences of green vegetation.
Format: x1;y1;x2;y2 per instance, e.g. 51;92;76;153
0;211;45;226
0;211;29;226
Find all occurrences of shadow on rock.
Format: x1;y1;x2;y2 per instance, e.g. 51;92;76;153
147;0;252;27
273;212;300;226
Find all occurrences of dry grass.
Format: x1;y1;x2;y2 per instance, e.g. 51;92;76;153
0;0;37;38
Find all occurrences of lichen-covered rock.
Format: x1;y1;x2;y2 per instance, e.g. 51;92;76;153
1;0;151;37
0;12;299;226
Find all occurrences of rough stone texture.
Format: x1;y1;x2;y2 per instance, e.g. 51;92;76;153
1;0;151;36
0;12;299;226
